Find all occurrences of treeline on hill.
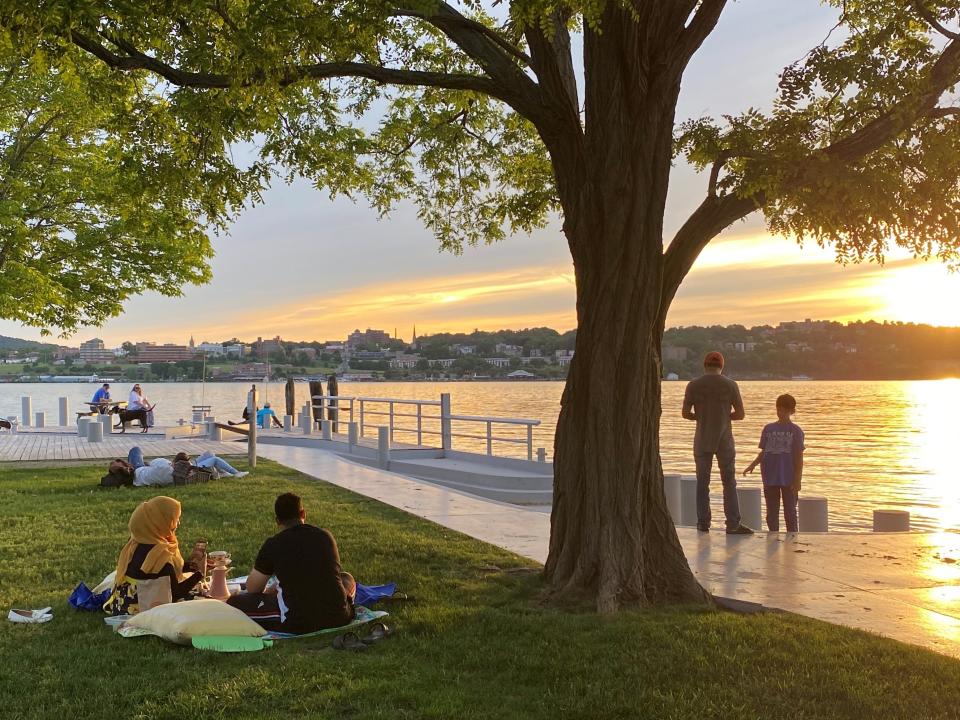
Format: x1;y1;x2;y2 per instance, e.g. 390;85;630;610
415;328;577;358
664;321;960;380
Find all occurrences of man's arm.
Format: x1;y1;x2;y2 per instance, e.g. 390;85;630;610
244;568;271;594
730;384;745;421
681;385;696;420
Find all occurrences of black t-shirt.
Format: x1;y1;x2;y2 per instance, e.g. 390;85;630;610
253;523;353;632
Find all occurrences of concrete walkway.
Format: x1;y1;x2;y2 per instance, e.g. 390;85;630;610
257;444;960;659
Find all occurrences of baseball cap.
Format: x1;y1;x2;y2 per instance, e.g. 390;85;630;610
703;351;724;368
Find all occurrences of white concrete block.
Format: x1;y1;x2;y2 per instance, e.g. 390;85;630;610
798;496;829;532
680;475;699;527
34;412;45;428
77;417;92;437
873;509;910;532
737;486;763;531
87;421;104;442
663;474;683;525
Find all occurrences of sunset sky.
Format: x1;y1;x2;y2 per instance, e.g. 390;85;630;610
4;0;960;346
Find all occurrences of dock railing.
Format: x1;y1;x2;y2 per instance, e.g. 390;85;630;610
312;393;542;460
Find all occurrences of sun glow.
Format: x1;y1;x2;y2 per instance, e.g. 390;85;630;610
869;262;960;327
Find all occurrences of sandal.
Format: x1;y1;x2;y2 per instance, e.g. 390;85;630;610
332;632;366;652
362;622;393;645
378;592;415;604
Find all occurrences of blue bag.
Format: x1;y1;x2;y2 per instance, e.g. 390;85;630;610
68;582;110;611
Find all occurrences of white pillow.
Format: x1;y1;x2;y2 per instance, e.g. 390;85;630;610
125;598;266;645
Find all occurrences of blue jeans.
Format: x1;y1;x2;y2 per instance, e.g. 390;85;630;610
764;485;798;532
694;447;741;531
127;446;146;469
196;453;239;475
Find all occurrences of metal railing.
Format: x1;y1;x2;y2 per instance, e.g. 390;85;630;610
307;393;542;460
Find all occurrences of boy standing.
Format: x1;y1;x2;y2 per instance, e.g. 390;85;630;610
743;394;805;532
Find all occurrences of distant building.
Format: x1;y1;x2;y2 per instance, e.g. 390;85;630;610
255;336;284;358
79;338;115;364
506;369;537;379
223;344;246;358
54;346;80;361
431;359;456;368
485;357;511;369
528;348;543;358
293;347;317;360
557;351;575;367
495;343;522;356
390;353;421;369
352;350;389;361
347;328;391;348
136;343;195;362
452;344;476;355
198;342;224;356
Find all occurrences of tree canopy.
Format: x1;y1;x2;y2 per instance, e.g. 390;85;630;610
5;0;960;608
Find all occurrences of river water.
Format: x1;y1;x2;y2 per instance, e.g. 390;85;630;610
3;379;958;533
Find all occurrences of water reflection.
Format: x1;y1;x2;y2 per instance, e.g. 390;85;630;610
1;378;957;532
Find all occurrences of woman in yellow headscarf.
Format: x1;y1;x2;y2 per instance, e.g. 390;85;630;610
104;496;203;615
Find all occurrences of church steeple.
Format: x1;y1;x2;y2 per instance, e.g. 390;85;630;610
189;335;195;349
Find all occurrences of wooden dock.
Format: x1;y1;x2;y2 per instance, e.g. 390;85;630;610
0;427;244;463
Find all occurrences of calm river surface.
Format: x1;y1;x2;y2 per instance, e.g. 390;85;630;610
3;379;958;533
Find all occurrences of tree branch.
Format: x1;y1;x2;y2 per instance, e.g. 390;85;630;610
524;9;579;118
668;0;729;74
69;28;508;97
661;192;762;308
913;1;960;41
928;105;960;118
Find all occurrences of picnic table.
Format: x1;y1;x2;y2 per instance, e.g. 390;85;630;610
80;400;127;417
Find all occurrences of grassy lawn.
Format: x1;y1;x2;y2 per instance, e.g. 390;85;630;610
1;461;958;720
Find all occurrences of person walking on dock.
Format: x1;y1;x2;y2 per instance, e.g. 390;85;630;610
682;351;753;535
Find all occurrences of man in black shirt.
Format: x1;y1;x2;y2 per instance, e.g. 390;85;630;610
228;493;355;632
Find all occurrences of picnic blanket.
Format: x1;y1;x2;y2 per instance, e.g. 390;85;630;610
263;606;389;640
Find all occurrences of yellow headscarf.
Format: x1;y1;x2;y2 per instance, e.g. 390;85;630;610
114;496;185;584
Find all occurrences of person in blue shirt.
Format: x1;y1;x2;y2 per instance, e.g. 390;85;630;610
256;403;282;429
743;394;805;532
91;383;112;413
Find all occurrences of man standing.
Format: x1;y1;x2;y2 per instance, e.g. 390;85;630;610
682;352;753;535
228;493;355;632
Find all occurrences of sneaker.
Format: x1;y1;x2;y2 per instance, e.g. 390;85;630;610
726;524;755;535
233;471;249;478
696;523;710;533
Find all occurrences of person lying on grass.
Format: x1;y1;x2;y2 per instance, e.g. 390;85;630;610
104;496;203;615
227;492;356;633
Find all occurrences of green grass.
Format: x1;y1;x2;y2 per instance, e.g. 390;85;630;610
1;462;958;720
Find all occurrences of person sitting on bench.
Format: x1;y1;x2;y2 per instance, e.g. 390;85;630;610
91;383;112;413
228;493;355;633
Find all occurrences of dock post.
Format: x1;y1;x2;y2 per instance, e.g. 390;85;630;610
663;474;683;525
21;396;31;427
440;393;452;454
377;426;390;469
348;422;359;452
77;417;92;437
283;415;292;432
327;374;339;433
301;403;313;434
87;421;103;442
59;397;69;427
873;509;910;532
247;385;257;470
736;486;763;531
98;413;112;436
798;496;828;532
536;447;546;463
321;420;332;440
680;476;699;526
34;412;45;428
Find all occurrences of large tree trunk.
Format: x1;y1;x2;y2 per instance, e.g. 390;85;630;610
542;4;708;610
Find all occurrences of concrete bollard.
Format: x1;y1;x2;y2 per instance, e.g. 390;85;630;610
663;474;683;525
537;447;547;463
680;475;699;527
873;509;910;532
301;410;312;435
21;396;31;427
798;496;829;532
736;486;763;531
283;415;292;432
34;412;46;428
210;425;224;442
347;422;359;452
87;421;104;442
98;414;113;436
59;397;69;427
377;426;390;469
77;417;92;437
321;420;332;440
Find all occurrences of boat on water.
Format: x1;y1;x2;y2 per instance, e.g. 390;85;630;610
790;374;813;380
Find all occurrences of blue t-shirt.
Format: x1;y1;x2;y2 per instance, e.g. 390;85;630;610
758;421;805;487
256;407;277;428
92;387;110;404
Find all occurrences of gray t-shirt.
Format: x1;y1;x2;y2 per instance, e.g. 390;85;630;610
683;374;744;454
